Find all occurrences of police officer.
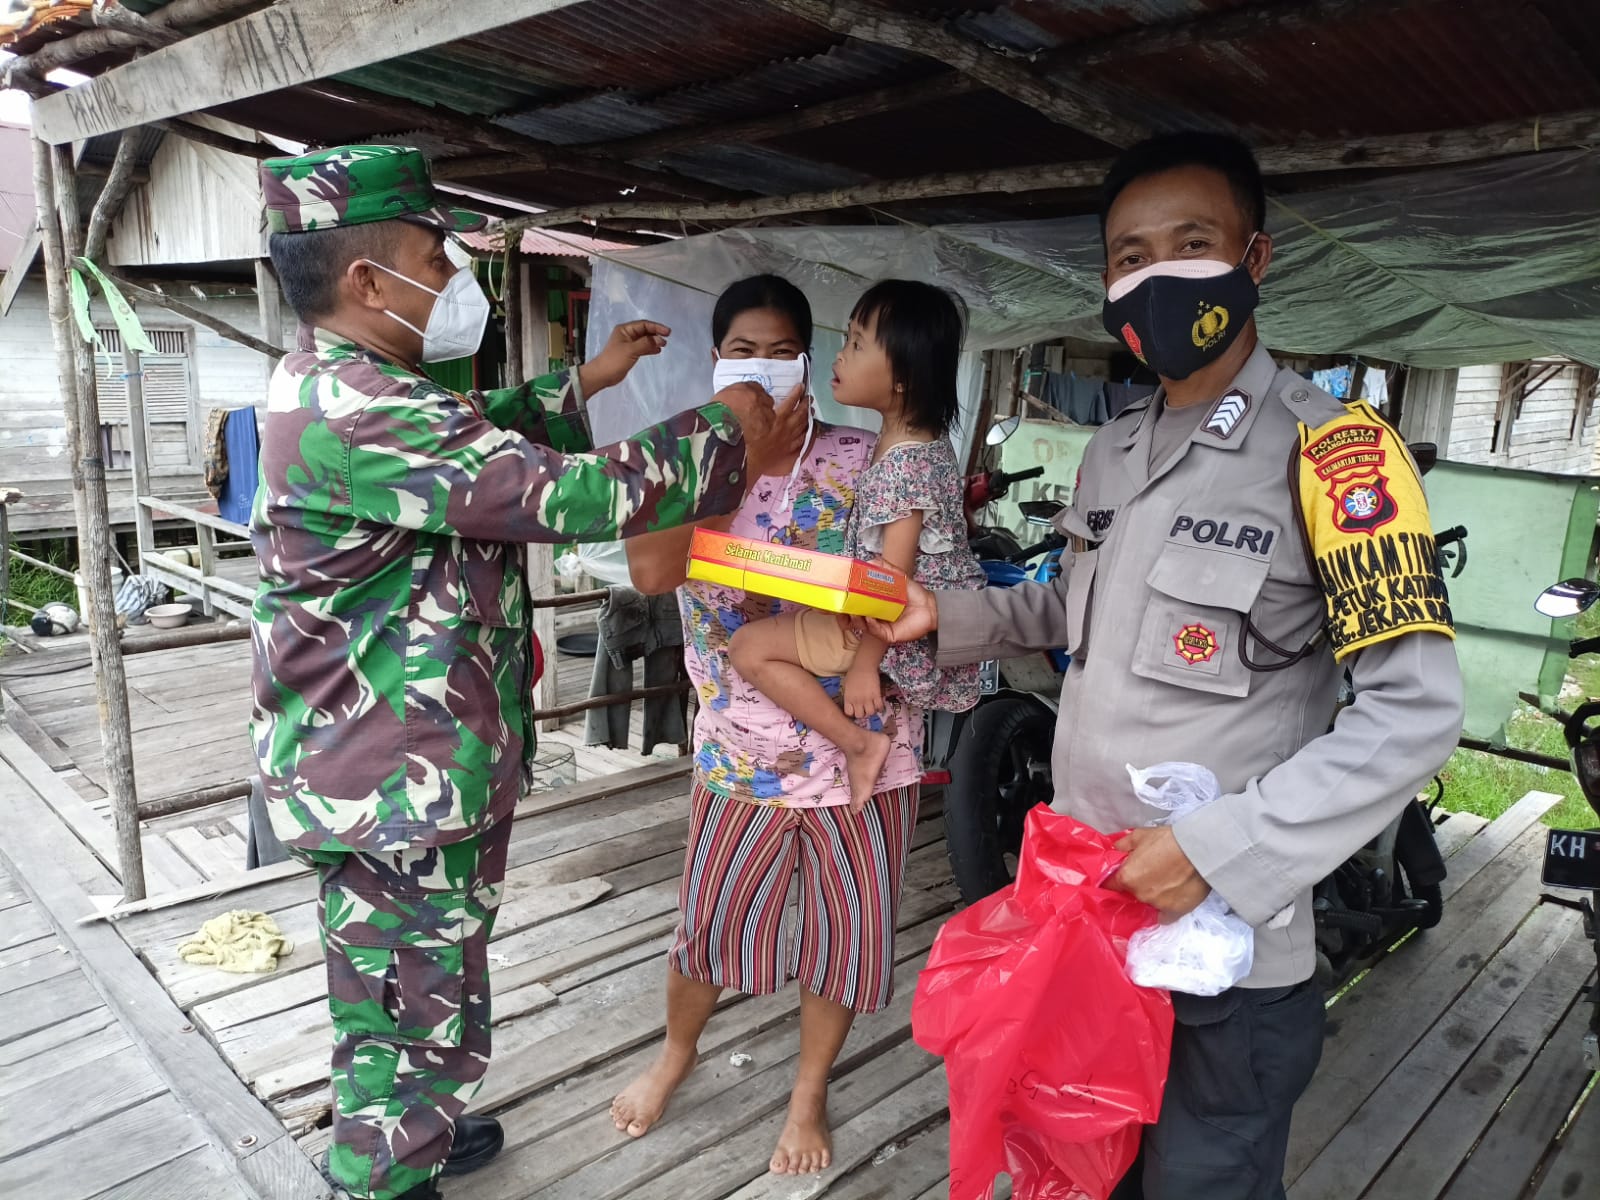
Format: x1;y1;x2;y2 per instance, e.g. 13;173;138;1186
870;133;1465;1199
250;145;804;1200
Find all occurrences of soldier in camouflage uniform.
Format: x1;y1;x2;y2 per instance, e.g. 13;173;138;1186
250;145;802;1200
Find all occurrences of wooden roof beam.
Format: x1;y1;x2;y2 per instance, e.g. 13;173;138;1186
30;0;595;145
1042;0;1450;73
441;72;986;180
760;0;1149;148
0;0;269;81
515;0;1443;178
519;108;1600;229
309;80;742;204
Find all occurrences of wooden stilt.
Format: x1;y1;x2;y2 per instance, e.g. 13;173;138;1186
35;133;147;901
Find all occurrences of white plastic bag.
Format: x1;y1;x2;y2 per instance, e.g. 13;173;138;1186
554;540;634;588
1123;761;1255;996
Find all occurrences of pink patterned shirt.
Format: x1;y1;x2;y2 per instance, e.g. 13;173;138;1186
678;422;924;807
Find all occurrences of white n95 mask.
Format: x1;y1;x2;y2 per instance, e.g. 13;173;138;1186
365;259;491;364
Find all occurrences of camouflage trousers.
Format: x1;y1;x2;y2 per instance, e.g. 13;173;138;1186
299;816;511;1200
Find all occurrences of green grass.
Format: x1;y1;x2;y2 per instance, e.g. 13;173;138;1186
1;551;79;646
1437;606;1600;831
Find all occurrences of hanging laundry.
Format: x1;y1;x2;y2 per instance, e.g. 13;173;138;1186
586;586;688;753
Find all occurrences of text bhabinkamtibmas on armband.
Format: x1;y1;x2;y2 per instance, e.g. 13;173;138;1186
1294;403;1456;661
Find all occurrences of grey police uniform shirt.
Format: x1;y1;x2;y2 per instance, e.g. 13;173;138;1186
937;343;1464;988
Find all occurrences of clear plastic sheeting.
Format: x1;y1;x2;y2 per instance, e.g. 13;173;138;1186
582;150;1600;400
585;258;986;460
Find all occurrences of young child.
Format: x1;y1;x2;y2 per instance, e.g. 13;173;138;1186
730;279;986;810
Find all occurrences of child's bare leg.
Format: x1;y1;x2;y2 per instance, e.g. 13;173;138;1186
730;615;889;807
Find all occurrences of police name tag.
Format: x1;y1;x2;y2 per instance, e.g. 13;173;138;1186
1542;828;1600;890
979;660;1000;695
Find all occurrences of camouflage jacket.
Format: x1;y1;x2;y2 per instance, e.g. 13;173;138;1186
251;326;747;853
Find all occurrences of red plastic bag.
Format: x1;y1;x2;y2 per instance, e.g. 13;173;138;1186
913;806;1174;1200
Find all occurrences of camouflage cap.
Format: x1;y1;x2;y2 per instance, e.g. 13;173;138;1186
261;144;488;235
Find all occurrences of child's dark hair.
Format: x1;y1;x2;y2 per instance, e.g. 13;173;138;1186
850;280;966;436
1099;131;1265;250
711;274;813;350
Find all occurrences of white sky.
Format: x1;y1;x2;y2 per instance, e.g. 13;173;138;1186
0;54;88;126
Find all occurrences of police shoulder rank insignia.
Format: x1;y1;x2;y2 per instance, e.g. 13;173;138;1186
1203;389;1249;439
1296;402;1455;661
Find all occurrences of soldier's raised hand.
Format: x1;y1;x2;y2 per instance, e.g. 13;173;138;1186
581;320;671;394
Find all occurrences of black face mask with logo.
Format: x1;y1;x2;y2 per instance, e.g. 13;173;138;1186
1100;243;1261;381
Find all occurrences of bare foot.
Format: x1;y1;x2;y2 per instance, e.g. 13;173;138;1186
611;1046;695;1138
844;730;891;813
770;1087;832;1175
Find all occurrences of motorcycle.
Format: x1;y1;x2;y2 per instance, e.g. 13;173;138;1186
1529;576;1600;1070
919;417;1069;899
938;498;1070;901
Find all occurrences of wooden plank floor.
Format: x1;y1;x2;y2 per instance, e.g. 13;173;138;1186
49;766;1590;1200
3;633;1597;1197
0;860;258;1200
0;610;680;896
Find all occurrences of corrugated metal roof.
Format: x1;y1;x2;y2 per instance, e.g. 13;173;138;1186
1111;0;1600;141
498;42;925;147
6;0;1598;227
460;225;634;258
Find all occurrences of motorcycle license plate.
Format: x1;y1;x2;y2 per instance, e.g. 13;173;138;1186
979;660;1000;695
1541;829;1600;889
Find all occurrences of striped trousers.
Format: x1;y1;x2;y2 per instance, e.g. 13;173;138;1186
670;780;920;1014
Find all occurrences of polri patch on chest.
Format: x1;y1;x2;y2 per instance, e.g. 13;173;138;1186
1168;513;1277;557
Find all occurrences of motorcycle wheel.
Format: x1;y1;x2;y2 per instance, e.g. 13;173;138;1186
944;696;1055;905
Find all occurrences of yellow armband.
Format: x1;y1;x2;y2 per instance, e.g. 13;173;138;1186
1296;403;1455;660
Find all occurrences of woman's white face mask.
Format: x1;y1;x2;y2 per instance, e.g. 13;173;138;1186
712;352;815;516
711;352;809;400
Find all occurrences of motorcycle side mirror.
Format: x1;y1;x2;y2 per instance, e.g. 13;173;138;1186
1018;499;1061;527
1536;578;1600;619
986;415;1021;447
1409;442;1437;477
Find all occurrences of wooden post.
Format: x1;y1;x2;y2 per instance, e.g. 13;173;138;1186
36;134;146;900
531;543;560;732
502;244;564;730
254;257;282;383
195;525;218;617
525;261;551;374
964;352;999;476
503;237;525;386
123;344;155;564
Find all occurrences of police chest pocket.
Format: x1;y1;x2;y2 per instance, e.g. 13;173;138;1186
454;539;519;629
1062;547;1097;656
322;883;468;1049
1131;543;1270;698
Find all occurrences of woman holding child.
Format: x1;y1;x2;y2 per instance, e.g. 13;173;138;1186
612;274;982;1174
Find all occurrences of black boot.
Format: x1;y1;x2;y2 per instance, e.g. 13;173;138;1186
442;1114;505;1177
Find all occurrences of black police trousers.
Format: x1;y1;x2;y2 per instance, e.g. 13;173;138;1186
1111;980;1327;1200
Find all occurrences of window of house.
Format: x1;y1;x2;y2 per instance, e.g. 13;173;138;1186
1572;364;1598;441
1492;359;1567;454
92;326;195;470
